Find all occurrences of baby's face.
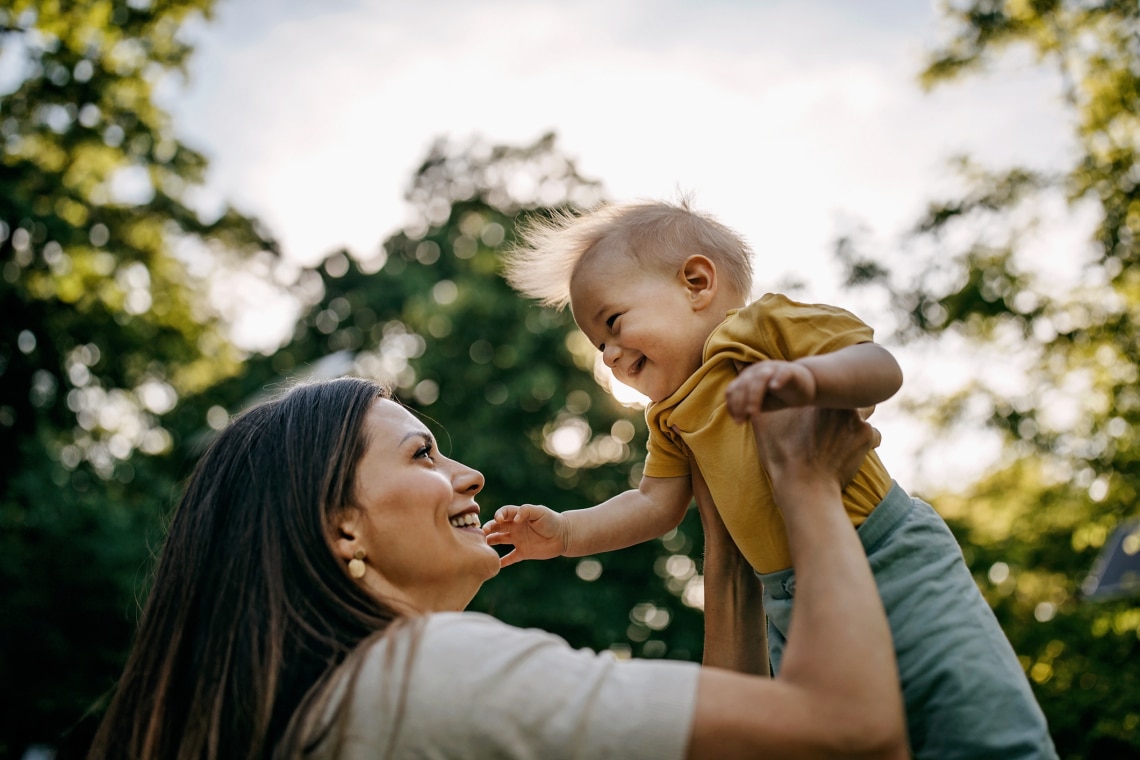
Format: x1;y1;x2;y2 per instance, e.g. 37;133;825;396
569;255;711;403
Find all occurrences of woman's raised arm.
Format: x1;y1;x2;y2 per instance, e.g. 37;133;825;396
687;407;908;760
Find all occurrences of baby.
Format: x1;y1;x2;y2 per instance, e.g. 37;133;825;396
485;199;1057;760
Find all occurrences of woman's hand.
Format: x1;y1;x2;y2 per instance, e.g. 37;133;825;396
751;406;880;496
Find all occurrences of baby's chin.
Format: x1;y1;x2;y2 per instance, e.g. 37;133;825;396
645;385;682;404
626;370;685;403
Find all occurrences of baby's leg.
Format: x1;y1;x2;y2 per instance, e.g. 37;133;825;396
761;484;1057;760
756;567;793;676
858;485;1055;759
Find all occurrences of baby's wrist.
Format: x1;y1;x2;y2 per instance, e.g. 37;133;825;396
803;363;820;404
558;513;574;556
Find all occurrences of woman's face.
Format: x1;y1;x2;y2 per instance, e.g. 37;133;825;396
345;397;500;612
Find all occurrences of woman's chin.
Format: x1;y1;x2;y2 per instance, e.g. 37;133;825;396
479;547;502;580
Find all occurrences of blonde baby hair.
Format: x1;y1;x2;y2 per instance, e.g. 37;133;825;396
503;197;754;310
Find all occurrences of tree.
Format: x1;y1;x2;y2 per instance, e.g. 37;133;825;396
0;1;273;755
840;2;1139;756
232;133;712;661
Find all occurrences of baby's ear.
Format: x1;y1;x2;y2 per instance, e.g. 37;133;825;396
680;255;717;308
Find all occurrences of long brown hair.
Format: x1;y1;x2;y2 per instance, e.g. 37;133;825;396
88;377;401;759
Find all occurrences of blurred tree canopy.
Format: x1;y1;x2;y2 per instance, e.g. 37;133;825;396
9;0;1140;758
224;131;711;664
841;1;1139;756
0;1;711;752
0;0;274;755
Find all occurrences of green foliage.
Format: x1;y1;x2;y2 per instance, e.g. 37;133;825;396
231;133;710;661
0;1;274;755
1;12;714;745
845;2;1140;756
38;1;1140;756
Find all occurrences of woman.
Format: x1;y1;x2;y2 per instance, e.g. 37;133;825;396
88;377;906;759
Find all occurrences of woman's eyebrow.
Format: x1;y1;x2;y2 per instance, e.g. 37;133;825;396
399;431;433;447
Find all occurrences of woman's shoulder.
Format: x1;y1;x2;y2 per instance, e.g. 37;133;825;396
347;611;597;703
358;610;611;685
417;610;573;651
419;609;553;640
332;612;700;759
348;611;570;667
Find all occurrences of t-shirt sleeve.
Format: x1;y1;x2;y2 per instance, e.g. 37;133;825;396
644;423;691;479
333;612;699;760
745;293;875;360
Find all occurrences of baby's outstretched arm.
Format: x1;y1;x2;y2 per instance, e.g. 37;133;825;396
483;475;693;568
726;342;902;422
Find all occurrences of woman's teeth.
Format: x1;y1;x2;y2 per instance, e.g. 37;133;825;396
449;513;480;528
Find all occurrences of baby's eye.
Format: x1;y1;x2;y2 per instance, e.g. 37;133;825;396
605;313;620;329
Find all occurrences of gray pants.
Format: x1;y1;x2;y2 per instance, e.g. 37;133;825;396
758;482;1058;760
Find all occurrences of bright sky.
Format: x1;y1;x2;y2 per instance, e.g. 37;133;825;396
165;0;1077;491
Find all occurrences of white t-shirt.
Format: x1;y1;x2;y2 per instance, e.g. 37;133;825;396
310;611;699;760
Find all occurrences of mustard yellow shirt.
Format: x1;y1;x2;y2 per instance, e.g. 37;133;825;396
644;293;893;573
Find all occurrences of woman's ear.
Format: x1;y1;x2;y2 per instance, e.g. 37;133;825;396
332;509;363;563
680;255;717;310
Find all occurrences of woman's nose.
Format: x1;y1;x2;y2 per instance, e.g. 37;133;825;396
454;462;484;495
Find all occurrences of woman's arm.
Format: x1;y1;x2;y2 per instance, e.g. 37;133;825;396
692;462;768;675
687;407;908;760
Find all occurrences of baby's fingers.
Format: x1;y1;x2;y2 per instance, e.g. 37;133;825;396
725;391;752;423
512;503;551;523
499;548;523;568
766;365;791;389
496;504;520;520
483;528;511;546
726;375;767;422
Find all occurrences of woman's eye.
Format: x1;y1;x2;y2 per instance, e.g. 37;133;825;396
415;444;435;461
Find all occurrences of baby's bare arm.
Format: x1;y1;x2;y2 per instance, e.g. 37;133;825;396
727;343;902;421
798;342;902;409
562;474;693;557
484;475;693;564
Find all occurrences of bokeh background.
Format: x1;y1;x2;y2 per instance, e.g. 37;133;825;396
2;1;1137;757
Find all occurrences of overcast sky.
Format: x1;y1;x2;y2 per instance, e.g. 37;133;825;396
171;0;1069;272
162;0;1077;490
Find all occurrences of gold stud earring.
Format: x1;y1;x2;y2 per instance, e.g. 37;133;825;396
348;549;366;579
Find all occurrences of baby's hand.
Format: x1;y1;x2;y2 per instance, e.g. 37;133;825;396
726;360;817;422
482;504;568;567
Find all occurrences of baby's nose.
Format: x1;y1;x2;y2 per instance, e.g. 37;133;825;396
602;344;621;367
